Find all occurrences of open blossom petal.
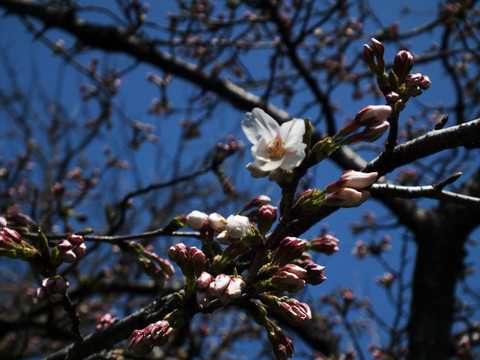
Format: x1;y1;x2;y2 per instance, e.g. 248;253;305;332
242;108;279;145
242;108;306;172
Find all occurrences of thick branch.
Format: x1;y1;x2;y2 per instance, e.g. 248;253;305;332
362;118;480;176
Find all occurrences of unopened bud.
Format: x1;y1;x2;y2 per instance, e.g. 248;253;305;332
325;188;370;208
207;212;226;232
308;234;340;255
393;50;414;82
257;205;277;234
326;170;378;193
354;105;392;126
186;210;208;230
303;263;327;285
272;237;307;266
363;44;376;72
225;215;251;239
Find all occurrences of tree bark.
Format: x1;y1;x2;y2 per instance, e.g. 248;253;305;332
408;214;468;359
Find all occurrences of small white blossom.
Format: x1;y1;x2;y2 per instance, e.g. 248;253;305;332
242;108;306;172
208;212;226;232
186;210;208;230
225;215;251;239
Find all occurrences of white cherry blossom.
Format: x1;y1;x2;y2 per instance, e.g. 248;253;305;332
242;108;306;172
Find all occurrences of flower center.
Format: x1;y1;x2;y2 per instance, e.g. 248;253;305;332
267;138;285;160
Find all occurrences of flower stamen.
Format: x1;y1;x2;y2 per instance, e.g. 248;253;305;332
267;138;285;160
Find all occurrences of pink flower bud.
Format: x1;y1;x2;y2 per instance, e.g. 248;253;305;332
354;105;392;126
1;228;21;243
370;38;384;58
352;240;368;259
282;264;308;278
225;215;251;239
74;243;87;257
271;269;306;293
257;204;278;234
197;271;214;289
362;44;376;72
216;230;230;244
405;73;423;88
168;243;188;265
62;250;77;262
266;322;295;360
393;50;414;82
128;320;172;354
326;170;378;193
158;258;175;276
190;246;206;276
217;277;246;304
58;239;73;251
209;274;231;296
225;277;245;299
309;234;340;255
272;237;307;266
376;272;395;288
68;234;84;245
386;91;400;103
325;188;370;208
303;263;327;285
37;276;70;303
419;75;431;90
186;210;208;230
207;212;226;232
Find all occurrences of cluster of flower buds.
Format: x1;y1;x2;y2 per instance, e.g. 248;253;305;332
168;243;205;279
212;135;244;165
404;72;431;96
196;272;246;307
127;320;172;354
263;294;312;325
241;195;278;235
266;320;295;360
270;262;326;292
186;210;253;244
96;313;117;330
363;38;386;75
35;276;70;303
364;38;432;114
251;303;295;360
376;272;395;288
51;234;86;265
307;234;340;255
0;227;37;260
352;235;391;259
325;170;378;208
335;105;391;145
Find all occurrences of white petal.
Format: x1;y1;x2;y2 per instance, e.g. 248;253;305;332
255;158;284;172
279;118;305;151
252;137;270;162
281;145;306;169
242;108;279;145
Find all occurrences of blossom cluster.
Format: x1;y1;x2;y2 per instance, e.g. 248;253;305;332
51;234;87;265
196;272;246;306
35;276;70;303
